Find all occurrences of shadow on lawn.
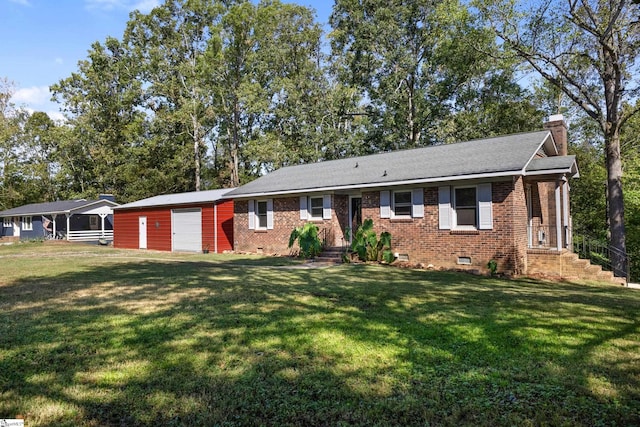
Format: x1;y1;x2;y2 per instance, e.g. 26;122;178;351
0;260;639;426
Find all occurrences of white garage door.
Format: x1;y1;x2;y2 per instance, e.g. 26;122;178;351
172;208;202;252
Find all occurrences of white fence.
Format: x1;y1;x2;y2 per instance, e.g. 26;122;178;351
67;230;114;241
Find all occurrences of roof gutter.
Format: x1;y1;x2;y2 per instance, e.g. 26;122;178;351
228;169;526;199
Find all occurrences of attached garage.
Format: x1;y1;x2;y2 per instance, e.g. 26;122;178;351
172;208;202;252
113;189;234;253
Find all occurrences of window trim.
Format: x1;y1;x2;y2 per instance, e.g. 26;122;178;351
255;200;269;230
308;196;324;220
2;217;11;228
453;186;478;230
21;216;33;231
392;190;413;218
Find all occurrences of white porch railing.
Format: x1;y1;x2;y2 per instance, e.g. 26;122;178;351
67;230;114;241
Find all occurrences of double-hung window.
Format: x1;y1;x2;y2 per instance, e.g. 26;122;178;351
21;216;33;231
309;196;324;220
454;187;477;228
438;184;492;230
300;195;331;221
248;199;273;230
393;191;413;217
380;189;424;219
256;200;268;229
2;217;11;228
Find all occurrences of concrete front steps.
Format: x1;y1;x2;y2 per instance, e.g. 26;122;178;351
315;246;344;264
527;250;626;285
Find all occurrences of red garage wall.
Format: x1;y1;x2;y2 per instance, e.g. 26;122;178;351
214;199;234;252
114;200;234;252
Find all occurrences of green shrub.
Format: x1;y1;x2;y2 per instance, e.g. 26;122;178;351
351;219;394;263
487;259;498;276
288;222;322;258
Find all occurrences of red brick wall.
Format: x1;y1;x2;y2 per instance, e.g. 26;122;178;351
234;180;531;275
358;180;527;274
234;196;351;254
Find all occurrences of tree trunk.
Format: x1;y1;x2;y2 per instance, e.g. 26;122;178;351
231;97;240;187
193;114;201;192
604;125;627;277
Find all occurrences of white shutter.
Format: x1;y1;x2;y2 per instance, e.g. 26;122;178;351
478;183;493;230
380;190;391;218
412;188;424;218
300;196;308;220
266;199;274;230
438;186;451;230
323;195;331;220
248;200;255;230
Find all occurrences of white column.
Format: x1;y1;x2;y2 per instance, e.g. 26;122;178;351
52;214;57;236
555;180;562;251
66;213;71;240
562;180;570;248
99;213;107;237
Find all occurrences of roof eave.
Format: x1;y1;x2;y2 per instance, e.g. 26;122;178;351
522;132;557;174
227;169;524;199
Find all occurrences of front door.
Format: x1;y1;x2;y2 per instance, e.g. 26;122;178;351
349;196;362;242
139;216;147;249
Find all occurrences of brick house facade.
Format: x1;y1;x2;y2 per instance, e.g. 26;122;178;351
229;116;578;276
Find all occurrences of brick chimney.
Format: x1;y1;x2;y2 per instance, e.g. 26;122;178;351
544;114;568;156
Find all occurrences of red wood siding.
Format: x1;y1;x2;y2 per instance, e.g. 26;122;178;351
215;199;234;252
114;207;172;251
114;199;234;252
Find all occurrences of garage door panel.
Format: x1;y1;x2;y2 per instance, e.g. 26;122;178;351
172;208;202;252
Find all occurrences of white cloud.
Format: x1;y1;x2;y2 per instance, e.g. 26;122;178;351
55;57;64;65
45;110;66;123
84;0;159;13
11;86;51;106
9;0;31;6
132;0;159;13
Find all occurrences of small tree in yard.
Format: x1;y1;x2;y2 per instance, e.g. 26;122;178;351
288;222;322;259
351;219;395;263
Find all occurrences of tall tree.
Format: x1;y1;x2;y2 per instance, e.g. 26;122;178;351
330;0;524;150
125;0;225;191
0;78;28;209
51;37;147;200
476;0;640;275
20;112;59;202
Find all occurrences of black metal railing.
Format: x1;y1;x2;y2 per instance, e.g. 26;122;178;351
573;234;631;282
319;227;328;249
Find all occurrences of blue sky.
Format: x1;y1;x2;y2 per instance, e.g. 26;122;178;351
1;0;332;121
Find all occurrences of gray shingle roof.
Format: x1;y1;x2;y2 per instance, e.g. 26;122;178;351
0;199;118;217
227;130;558;198
525;155;578;174
114;188;235;210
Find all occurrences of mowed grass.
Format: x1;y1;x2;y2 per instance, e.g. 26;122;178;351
0;243;639;426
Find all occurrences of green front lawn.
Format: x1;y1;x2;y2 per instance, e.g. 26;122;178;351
1;243;638;426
